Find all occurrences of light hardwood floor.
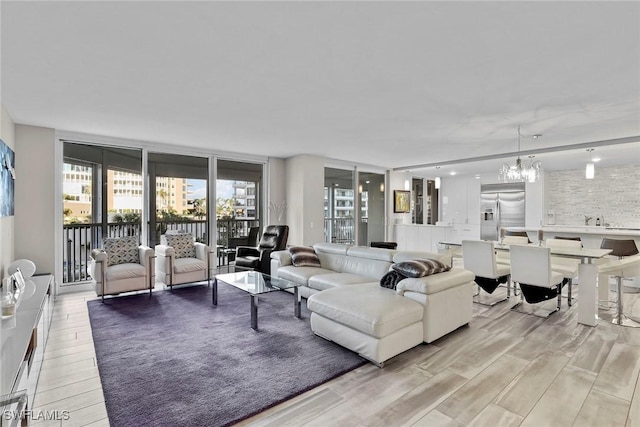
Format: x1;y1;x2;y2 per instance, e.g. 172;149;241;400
31;283;640;426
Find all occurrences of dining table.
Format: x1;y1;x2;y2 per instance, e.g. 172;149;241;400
439;240;612;327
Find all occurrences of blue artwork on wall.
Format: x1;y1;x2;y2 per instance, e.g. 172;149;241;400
0;138;15;217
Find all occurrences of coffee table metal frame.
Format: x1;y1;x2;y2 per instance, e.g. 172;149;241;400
212;271;301;330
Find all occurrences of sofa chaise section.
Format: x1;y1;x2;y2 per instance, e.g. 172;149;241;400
270;242;475;366
307;283;425;367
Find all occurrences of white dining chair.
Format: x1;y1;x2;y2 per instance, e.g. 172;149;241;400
496;236;530;267
510;245;565;318
462;240;511;306
545;238;581;306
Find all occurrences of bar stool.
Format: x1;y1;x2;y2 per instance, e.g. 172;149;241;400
599;239;640;327
462;240;511;306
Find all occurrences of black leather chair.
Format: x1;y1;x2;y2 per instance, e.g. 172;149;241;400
247;226;261;247
235;225;289;275
225;227;260;264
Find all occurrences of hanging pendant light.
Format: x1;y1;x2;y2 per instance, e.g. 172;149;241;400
585;148;595;179
499;125;542;183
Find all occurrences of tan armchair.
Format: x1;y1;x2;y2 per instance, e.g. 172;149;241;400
89;236;155;302
155;233;214;289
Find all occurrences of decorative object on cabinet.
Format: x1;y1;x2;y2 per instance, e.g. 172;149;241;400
394;190;410;213
8;259;37;278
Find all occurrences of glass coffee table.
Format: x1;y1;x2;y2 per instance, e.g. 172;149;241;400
212;271;301;330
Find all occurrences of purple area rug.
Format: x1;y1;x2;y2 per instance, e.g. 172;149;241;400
87;283;366;427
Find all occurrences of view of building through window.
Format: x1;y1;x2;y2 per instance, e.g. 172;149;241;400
216;180;257;220
63;163;257;224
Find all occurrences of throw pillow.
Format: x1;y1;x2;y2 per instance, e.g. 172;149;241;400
380;270;406;290
165;233;196;259
392;258;451;278
103;236;140;266
289;246;321;267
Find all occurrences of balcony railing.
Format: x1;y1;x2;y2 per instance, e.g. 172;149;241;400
324;218;355;244
62;219;260;285
324;218;371;246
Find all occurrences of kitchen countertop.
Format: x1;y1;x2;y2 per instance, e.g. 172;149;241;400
506;226;640;237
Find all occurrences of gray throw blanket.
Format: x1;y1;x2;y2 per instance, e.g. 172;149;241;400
379;270;407;290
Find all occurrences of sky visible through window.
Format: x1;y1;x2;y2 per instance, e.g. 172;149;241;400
187;179;234;200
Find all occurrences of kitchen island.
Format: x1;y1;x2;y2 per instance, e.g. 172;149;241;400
505;226;640;249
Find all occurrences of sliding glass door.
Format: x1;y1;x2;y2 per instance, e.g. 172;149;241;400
147;152;209;247
215;159;263;250
358;172;385;245
324;167;355;244
62;142;142;286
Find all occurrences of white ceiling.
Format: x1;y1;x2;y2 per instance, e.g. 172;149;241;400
2;1;639;177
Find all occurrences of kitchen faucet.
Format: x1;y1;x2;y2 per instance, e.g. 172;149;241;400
584;215;593;225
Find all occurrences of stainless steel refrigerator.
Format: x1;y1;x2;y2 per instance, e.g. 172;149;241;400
480;183;526;241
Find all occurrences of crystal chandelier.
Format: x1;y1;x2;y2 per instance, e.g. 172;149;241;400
499;126;542;183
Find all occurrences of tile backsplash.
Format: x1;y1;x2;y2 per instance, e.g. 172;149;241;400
546;164;640;228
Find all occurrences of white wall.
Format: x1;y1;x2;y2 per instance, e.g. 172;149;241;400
267;157;287;225
285;155;324;246
14;125;56;275
387;170;412;238
0;105;15;278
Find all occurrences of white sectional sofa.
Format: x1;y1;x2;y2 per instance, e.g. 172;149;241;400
270;243;475;366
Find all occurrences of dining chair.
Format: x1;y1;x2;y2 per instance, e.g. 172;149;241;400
598;239;640;327
462;240;511;306
496;235;530;268
545;238;581;306
510;245;565;318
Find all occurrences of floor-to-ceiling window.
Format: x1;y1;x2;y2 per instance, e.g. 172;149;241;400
216;159;263;249
147;152;209;247
62;142;142;285
324;167;355;244
61;142;267;285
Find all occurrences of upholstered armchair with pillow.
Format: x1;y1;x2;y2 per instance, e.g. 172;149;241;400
235;225;289;275
155;233;214;289
89;236;155;302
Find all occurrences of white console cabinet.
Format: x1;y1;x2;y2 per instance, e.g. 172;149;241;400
1;274;54;426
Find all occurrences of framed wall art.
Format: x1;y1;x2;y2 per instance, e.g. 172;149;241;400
0;138;15;217
394;190;410;213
